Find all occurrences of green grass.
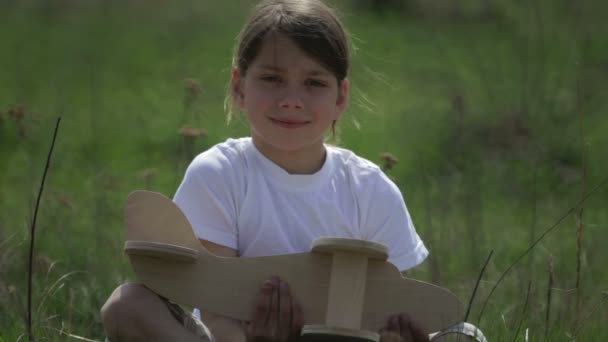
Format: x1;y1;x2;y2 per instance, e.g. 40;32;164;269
1;0;607;340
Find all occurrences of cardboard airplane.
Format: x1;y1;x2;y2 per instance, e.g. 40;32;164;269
124;190;466;341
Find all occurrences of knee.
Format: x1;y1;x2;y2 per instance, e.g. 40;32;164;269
100;283;156;339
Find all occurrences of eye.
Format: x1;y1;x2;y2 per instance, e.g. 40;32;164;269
305;79;327;87
260;75;282;84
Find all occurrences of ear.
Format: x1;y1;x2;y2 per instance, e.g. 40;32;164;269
231;67;245;110
334;78;350;120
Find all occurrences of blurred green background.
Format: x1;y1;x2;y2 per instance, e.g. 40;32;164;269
1;0;607;340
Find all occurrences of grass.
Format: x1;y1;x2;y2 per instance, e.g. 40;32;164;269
1;0;607;340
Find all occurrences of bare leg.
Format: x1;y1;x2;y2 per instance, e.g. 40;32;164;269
101;283;207;342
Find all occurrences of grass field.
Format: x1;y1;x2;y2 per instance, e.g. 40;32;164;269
1;0;607;340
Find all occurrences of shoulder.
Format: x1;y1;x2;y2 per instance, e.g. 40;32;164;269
187;137;251;176
328;145;398;195
174;138;252;214
328;145;381;178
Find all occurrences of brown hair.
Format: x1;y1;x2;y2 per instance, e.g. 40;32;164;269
226;0;350;124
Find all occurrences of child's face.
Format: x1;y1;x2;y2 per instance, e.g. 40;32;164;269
232;32;349;157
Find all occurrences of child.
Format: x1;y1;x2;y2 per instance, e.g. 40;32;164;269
101;0;429;341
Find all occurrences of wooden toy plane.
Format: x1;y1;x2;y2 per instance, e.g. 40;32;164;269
124;190;465;341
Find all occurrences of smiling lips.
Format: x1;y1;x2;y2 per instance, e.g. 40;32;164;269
269;117;310;129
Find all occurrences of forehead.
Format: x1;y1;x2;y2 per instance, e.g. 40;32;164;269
249;32;332;76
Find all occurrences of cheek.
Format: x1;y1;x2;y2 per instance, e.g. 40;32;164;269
245;86;274;109
310;94;339;115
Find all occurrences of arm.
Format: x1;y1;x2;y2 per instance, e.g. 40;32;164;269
201;239;237;257
173;149;245;340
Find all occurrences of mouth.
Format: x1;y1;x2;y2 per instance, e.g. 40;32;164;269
269;117;311;129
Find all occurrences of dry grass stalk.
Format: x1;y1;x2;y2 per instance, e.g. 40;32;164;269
184;78;203;97
429;255;441;286
67;287;74;336
572;290;608;337
8;103;27;137
56;193;74;209
179;126;208;160
8;103;25;121
178;126;208;138
512;280;533;342
27;117;61;341
575;205;584;318
604;291;608;323
545;255;555;338
380;152;398;171
137;168;158;189
32;255;53;276
575;77;586;322
182;78;203;125
464;250;494;323
476;176;608;325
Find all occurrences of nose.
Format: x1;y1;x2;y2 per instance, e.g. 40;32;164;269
278;87;303;110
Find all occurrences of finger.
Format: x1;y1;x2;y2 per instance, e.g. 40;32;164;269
251;280;273;326
268;277;280;338
407;320;429;342
291;300;304;336
249;279;275;338
275;279;292;341
387;314;401;335
397;313;411;329
400;329;415;342
399;314;428;342
398;314;415;342
286;286;304;341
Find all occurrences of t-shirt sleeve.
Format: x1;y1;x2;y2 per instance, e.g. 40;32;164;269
172;147;238;250
361;172;428;272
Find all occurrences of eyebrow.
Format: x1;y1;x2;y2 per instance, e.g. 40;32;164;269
257;64;331;77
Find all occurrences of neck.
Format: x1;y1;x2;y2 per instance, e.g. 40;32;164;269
252;138;326;175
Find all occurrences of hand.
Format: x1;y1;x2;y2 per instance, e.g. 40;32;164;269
246;276;303;342
379;313;429;342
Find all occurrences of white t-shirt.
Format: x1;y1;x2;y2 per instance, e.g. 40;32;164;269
173;137;428;271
